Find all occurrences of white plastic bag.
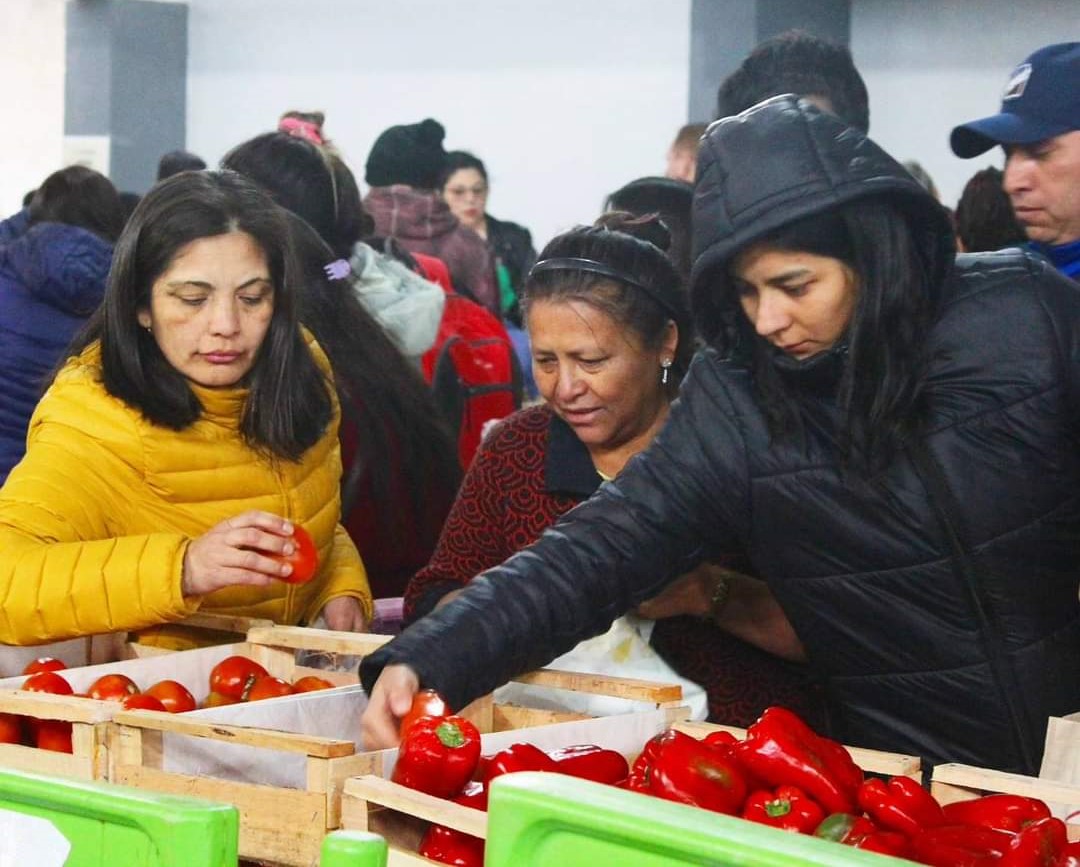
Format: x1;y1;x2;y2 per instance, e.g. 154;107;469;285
494;615;708;720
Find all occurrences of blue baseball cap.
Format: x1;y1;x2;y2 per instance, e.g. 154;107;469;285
951;42;1080;158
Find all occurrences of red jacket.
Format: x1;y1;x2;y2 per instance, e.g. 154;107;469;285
404;405;823;726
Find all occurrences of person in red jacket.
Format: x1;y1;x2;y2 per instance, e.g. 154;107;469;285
404;212;820;726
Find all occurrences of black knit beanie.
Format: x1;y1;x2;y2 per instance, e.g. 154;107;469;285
364;118;448;189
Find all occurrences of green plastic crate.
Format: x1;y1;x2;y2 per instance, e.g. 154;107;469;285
486;772;913;867
0;766;238;867
321;830;388;866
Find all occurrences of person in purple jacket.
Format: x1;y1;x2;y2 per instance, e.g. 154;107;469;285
0;165;125;484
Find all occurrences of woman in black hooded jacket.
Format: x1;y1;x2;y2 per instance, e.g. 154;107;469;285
360;95;1080;773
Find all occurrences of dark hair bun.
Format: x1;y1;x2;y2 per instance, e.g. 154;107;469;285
418;119;446;144
595;210;672;253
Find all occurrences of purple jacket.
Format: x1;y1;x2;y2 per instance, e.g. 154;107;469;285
364;186;498;313
0;213;112;483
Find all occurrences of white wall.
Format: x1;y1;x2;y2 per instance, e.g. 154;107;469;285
851;0;1079;210
185;0;691;250
0;0;66;214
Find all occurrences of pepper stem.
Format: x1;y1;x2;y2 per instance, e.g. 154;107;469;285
435;721;466;749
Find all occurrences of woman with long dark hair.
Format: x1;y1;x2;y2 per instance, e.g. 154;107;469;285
0;171;371;645
223;133;462;597
361;96;1080;775
285;212;461;599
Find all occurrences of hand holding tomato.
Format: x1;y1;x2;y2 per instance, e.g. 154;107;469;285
268;524;319;585
361;663;421;750
182;511;309;596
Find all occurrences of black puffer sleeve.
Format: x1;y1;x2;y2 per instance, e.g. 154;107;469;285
360;351;754;710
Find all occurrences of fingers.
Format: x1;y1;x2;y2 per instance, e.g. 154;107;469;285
222;511;293;536
362;665;419;749
226;526;296;557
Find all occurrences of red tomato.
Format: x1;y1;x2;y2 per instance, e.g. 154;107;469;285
35;720;72;753
292;675;334;693
22;657;66;676
87;674;139;702
209;656;268;700
121;694;167;712
145;680;197;714
269;524;319;584
400;689;449;738
21;671;73;695
0;712;25;745
245;676;296;702
203;691;238;708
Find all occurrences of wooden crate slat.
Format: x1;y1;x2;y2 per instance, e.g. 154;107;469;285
345;776;488;839
111;709;356;758
115;764;329;865
246;625;393;656
514;668;682;702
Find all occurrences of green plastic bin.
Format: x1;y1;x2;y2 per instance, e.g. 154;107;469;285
0;766;238;867
486;772;913;867
321;830;388;866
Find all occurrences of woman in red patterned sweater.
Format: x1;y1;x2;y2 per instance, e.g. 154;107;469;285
404;213;821;725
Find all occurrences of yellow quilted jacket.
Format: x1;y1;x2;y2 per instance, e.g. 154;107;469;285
0;337;372;646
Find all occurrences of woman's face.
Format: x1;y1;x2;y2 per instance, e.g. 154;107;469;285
527;297;676;453
441;168;488;230
732;244;858;360
137;231;275;388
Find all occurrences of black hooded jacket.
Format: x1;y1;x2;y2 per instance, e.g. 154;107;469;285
363;97;1080;772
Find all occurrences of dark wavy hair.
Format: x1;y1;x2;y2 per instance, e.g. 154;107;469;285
284;212;461;529
222;132;373;259
523;212;694;396
712;197;940;469
717;30;869;133
29;165;126;243
65;170;333;461
955;167;1027;253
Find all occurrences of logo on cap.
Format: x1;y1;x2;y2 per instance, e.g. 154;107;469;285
1003;63;1031;100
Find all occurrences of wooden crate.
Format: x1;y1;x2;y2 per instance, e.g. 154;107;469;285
344;713;923;867
930;763;1080;841
0;689;114;780
107;626;683;866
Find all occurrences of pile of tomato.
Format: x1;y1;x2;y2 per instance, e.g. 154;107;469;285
2;655;335;754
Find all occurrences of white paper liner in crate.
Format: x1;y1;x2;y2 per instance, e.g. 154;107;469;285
161;685;369;789
1038;715;1080;823
376;706;677;781
493;616;706;720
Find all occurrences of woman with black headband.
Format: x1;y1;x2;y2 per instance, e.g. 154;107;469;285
361;96;1080;774
401;211;818;726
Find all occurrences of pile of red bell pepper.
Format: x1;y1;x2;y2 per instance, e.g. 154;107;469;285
393;694;1079;867
392;690;631;867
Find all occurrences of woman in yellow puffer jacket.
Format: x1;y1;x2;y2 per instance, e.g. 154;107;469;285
0;171;372;646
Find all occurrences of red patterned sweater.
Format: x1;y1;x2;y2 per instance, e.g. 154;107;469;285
404;405;822;726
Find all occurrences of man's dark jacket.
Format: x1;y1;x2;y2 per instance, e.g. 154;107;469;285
363;96;1080;772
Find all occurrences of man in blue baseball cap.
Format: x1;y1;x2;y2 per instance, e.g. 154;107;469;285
951;43;1080;280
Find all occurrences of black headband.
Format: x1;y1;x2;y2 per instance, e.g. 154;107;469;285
527;257;681;319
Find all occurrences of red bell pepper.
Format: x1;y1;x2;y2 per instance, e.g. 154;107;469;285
641;729;747;815
392;715;481;799
816;812;879;845
742;785;825;833
735;706;863;814
943;795;1053;834
1056;840;1080;867
549;744;630;786
703;731;739;751
418;824;484;867
858;776;946;837
483;742;559;783
453;781;489;812
1000;817;1068;867
911;824;1014;867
